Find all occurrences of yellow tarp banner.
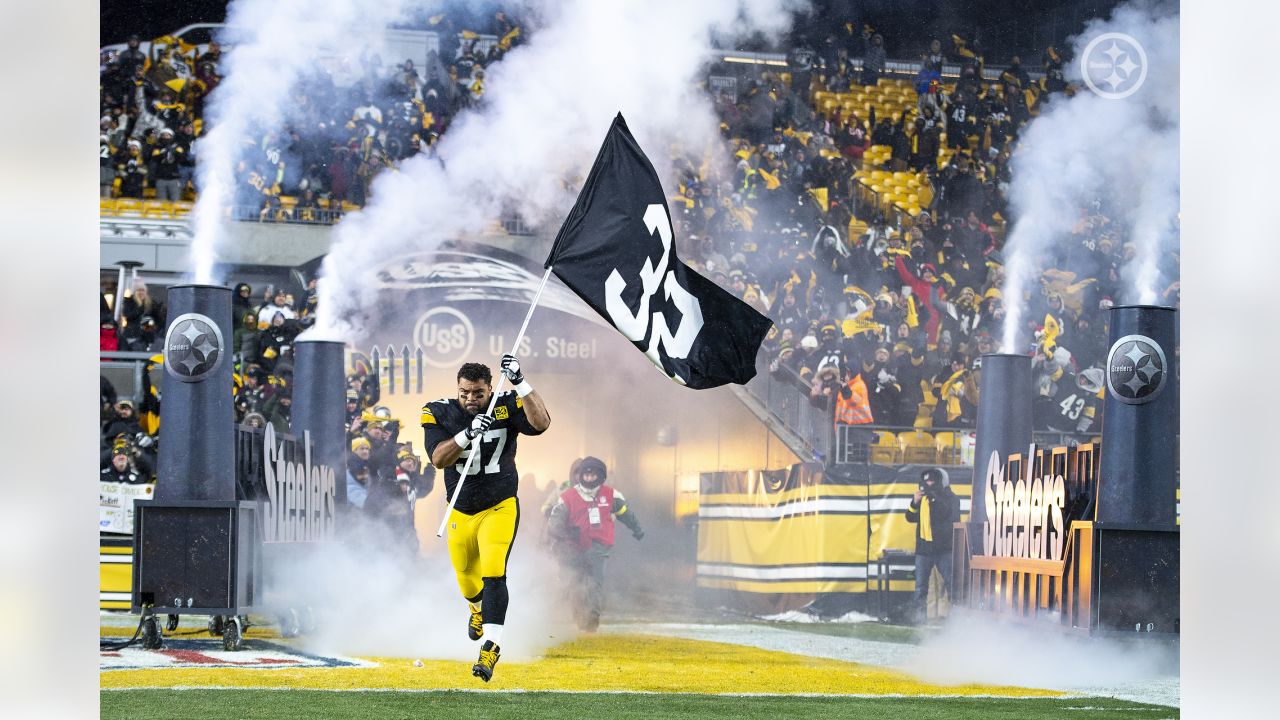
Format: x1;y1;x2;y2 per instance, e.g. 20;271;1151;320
696;463;971;596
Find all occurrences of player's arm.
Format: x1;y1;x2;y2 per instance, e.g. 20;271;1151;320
423;404;494;469
612;491;644;539
430;435;467;469
500;354;550;432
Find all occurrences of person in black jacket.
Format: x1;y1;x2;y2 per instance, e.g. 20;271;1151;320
905;467;960;624
101;446;147;484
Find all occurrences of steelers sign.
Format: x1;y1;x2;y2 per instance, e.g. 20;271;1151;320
164;313;224;382
1106;334;1167;405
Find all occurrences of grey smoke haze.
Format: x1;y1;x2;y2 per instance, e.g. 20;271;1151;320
314;0;803;338
999;2;1179;351
908;610;1178;706
278;526;573;660
189;0;805;657
190;0;414;284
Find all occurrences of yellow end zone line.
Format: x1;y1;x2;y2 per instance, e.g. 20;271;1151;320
100;633;1064;699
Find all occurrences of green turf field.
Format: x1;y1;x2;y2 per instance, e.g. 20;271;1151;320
102;689;1178;719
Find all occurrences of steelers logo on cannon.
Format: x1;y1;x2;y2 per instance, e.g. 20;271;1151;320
163;313;225;383
1105;333;1167;405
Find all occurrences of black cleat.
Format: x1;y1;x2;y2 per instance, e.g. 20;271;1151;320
472;640;500;682
468;609;484;641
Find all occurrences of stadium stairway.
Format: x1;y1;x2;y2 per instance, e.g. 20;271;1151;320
728;358;829;464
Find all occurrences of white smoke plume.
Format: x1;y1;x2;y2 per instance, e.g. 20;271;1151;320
189;0;413;284
314;0;803;338
277;528;572;661
192;0;803;658
999;2;1179;351
908;611;1179;707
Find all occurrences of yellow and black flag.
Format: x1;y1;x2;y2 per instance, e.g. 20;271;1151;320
546;114;773;389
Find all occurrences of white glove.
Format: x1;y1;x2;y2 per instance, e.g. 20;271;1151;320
500;354;524;384
465;413;494;440
502;353;534;396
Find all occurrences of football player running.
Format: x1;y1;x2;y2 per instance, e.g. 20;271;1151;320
421;354;550;681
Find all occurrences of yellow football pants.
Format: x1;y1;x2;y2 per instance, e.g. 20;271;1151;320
446;496;520;600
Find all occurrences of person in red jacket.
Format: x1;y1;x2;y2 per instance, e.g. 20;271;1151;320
895;254;944;344
547;456;643;631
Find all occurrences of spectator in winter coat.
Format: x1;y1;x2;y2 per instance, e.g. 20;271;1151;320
257;288;297;326
150;127;185;201
905;468;960;624
116;140;149;198
122;281;163;331
861;35;886;86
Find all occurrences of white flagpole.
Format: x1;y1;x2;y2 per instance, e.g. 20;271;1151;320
436;266;556;538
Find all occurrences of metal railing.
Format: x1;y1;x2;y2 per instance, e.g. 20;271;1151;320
832;423;1100;469
100;351;163;408
737;359;833;462
224;204;538;235
227;205;349;225
736;356;1104;470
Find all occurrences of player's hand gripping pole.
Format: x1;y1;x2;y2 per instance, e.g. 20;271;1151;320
436;266;555;537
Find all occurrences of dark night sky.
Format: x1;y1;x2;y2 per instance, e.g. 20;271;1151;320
101;0;228;46
100;0;1129;62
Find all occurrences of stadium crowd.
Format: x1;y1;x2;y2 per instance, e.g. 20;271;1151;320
98;8;524;216
100;275;431;546
673;28;1180;433
100;18;1180;482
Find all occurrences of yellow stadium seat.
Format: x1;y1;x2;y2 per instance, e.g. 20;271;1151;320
172;201;193;217
900;430;936;463
934;431;960;465
141;200;172;219
115;198;144;217
99;198;118;216
906;205;922;218
871;430;900;465
279;195;298;211
340;201;360;212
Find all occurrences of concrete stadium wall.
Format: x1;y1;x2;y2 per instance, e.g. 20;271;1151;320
100;220;335;272
100;218;541;273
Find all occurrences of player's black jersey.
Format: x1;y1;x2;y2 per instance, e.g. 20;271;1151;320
421;390;543;515
1038;377;1100;433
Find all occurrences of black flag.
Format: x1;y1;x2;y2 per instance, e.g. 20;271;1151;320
546;114;772;389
